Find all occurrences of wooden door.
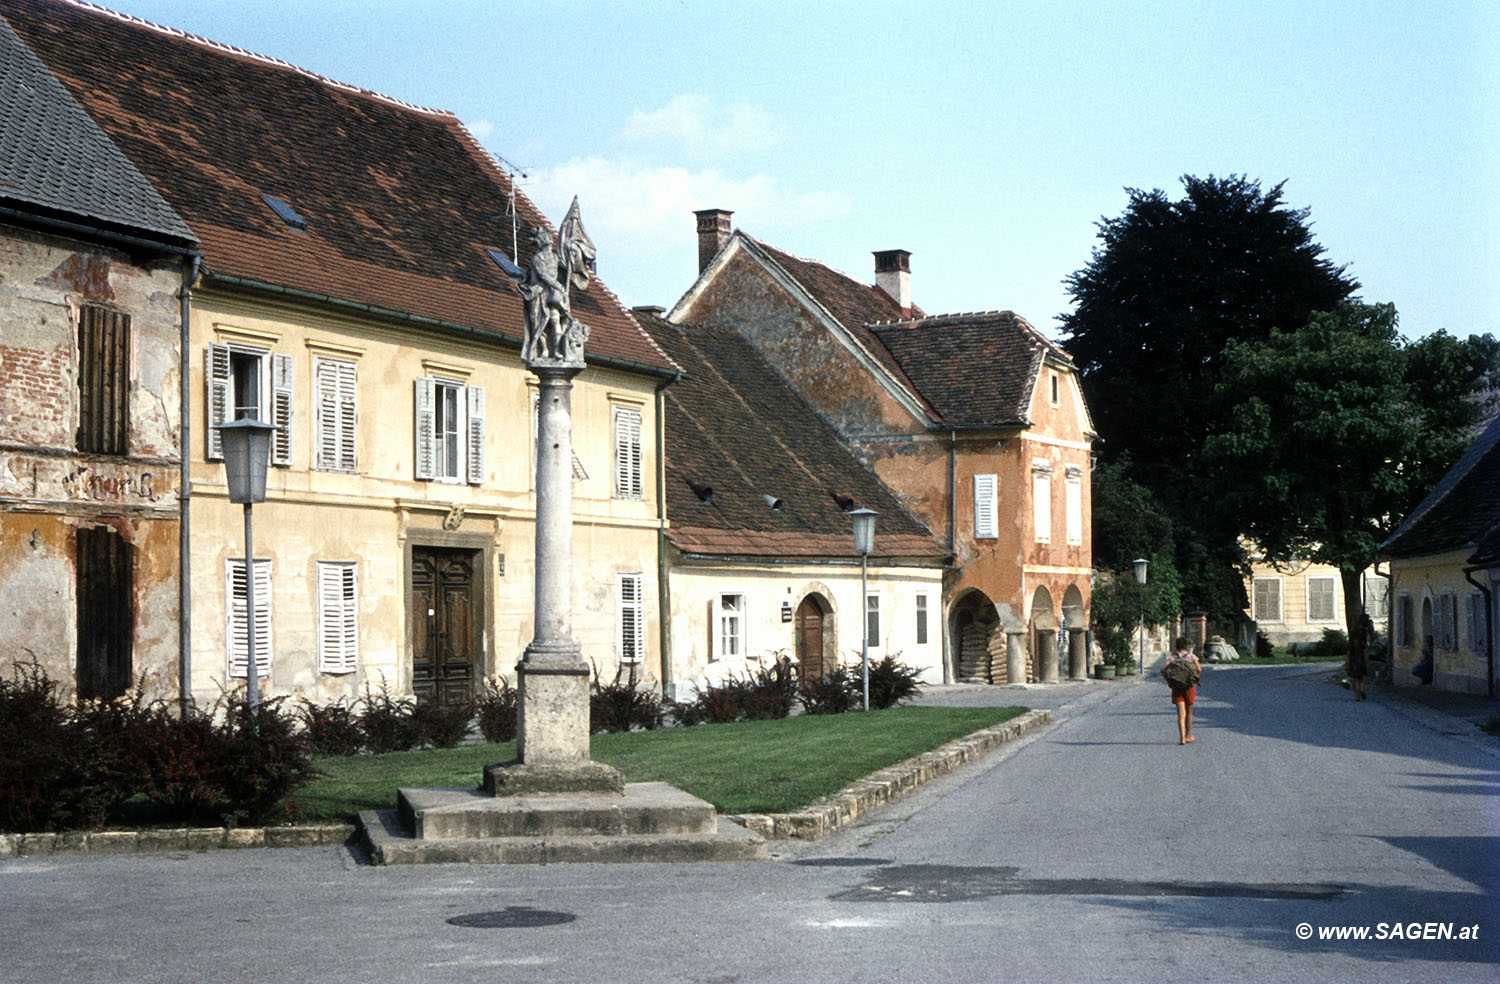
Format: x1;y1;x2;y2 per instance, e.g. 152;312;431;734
411;548;475;705
76;526;133;700
795;596;824;687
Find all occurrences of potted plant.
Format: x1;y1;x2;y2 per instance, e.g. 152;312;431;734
1096;661;1116;679
1115;655;1137;676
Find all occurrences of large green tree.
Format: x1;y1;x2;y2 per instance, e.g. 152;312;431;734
1206;301;1497;665
1061;174;1361;615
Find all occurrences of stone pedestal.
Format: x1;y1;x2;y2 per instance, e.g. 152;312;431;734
1037;629;1058;683
516;658;592;766
1067;627;1088;680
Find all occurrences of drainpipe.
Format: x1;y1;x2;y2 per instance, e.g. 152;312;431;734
178;254;202;715
943;429;958;684
1461;566;1495;699
654;376;677;698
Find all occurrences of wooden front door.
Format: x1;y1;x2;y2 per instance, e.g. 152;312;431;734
795;596;825;687
76;526;133;700
411;547;475;705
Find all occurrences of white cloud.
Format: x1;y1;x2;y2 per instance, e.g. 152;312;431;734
465;119;494;140
619;94;783;157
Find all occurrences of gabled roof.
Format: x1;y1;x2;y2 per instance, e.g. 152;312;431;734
1379;413;1500;561
0;13;193;247
0;0;673;374
870;311;1074;429
638;311;946;561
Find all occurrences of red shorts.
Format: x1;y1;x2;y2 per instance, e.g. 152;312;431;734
1171;686;1196;705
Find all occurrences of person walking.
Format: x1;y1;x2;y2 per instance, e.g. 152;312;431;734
1161;636;1201;745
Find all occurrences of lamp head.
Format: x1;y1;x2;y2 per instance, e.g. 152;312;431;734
1132;557;1149;585
217;418;277;504
850;507;878;556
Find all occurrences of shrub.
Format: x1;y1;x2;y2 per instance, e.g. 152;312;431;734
475;676;518;743
215;695;317;826
1310;628;1349;661
589;665;664;734
297;699;364;756
357;679;420;753
798;665;859;715
410;697;475;749
671;657;798;725
0;660;119;831
1255;631;1274;660
866;654;924;710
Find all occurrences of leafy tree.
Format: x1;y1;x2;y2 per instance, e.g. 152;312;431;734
1089;455;1173;571
1206;301;1497;667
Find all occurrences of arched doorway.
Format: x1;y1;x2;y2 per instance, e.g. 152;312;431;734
795;594;831;687
950;590;1003;683
1030;586;1057;683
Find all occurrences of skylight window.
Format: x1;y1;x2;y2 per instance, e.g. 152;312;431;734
261;194;307;231
486;247;523;281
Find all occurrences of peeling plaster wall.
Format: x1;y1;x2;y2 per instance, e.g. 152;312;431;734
0;223;183;698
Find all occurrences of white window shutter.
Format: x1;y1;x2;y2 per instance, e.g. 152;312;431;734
270;353;293;467
226;558;272;678
1066;478;1083;545
206;344;230;461
315;359;336;471
337;361;356;472
613;406;642;500
1033;474;1052;543
413;378;435;480
973;474;997;540
317;562;358;674
617;573;644;664
466;385;485;485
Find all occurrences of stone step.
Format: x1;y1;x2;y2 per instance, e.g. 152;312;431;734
359;808;767;865
397;782;718;840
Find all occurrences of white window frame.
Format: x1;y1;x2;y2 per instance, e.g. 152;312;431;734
713;592;744;661
973;474;997;540
1048;370;1060;407
613;404;643;500
414;377;483;485
316;561;358;674
1065;476;1083;546
1033;469;1052;544
1253;576;1283;623
313;356;357;473
207;344;291;465
617;572;645;665
1306;576;1338;623
226;557;272;679
915;594;929;646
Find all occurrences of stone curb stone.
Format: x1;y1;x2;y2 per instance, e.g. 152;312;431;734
0;824;356;859
727;708;1051;841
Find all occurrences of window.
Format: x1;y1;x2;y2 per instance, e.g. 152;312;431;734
973;474;997;540
916;595;929;645
865;594;881;649
226;558;272;678
76;305;129;455
613;405;643;500
1363;575;1389;622
618;573;644;664
1033;470;1052;543
1396;594;1412;647
714;593;743;660
316;562;357;674
314;357;357;472
414;377;484;484
207;344;292;465
1049;370;1060;407
1438;592;1458;650
1065;476;1083;546
1253;577;1282;622
1465;591;1487;654
1307;576;1337;623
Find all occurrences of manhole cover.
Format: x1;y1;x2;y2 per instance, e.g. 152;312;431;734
793;857;893;867
447;907;576;928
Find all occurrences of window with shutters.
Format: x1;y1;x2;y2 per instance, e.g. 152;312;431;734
1396;594;1412;647
1252;577;1283;622
865;594;881;650
226;558;272;678
1438;592;1458;649
1065;476;1083;546
313;358;357;472
207;344;291;465
613;405;643;500
973;474;997;540
414;377;483;484
617;572;645;665
1363;575;1389;621
916;594;929;645
316;561;358;673
713;593;743;660
1465;591;1486;654
1306;576;1337;623
1033;471;1052;543
76;306;130;455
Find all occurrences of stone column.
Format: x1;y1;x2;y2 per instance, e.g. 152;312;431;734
1067;627;1087;680
1005;628;1027;686
516;366;590;765
1037;629;1058;683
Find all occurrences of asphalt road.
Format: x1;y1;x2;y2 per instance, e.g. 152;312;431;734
3;666;1496;984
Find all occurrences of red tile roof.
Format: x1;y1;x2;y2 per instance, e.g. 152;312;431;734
1;0;674;374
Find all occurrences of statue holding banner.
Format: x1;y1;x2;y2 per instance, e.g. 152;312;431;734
516;197;594;368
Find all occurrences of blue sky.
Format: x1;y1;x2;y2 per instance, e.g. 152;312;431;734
98;0;1497;342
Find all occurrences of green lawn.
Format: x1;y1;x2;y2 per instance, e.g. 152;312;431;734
293;705;1026;821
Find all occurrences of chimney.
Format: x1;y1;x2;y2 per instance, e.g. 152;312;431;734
874;249;912;315
694;208;733;274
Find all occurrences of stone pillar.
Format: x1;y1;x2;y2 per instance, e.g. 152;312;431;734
1186;612;1208;653
517;366;590;765
1037;629;1058;683
1068;627;1087;680
1006;628;1027;686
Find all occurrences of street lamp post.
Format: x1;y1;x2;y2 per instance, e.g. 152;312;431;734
1132;558;1149;675
217;418;276;716
850;508;878;711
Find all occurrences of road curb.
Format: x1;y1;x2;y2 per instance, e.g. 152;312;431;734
727;708;1052;841
0;823;356;858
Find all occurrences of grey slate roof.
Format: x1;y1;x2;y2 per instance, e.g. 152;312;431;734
0;14;194;246
1379;413;1500;562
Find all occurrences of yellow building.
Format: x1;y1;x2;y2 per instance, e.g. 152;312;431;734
10;1;678;706
1244;551;1388;649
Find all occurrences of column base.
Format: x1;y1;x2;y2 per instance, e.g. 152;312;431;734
516;651;591;765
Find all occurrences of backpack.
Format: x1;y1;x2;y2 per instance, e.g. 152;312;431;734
1161;657;1200;689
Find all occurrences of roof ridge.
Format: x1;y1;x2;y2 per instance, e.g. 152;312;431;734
749;235;876;292
61;0;454;118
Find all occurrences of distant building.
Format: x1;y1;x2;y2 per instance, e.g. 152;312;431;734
1243;547;1389;649
671;212;1095;683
